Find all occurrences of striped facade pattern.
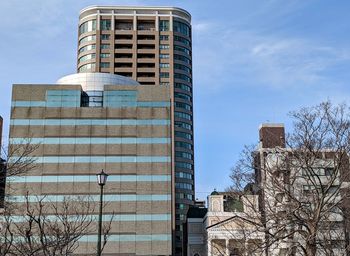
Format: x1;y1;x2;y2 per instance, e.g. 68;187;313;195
77;7;194;254
8;83;172;255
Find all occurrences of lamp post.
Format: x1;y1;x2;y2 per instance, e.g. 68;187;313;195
96;170;108;256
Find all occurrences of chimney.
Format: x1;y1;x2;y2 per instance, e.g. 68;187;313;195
259;123;285;149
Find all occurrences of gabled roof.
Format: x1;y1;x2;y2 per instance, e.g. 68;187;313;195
206;214;257;230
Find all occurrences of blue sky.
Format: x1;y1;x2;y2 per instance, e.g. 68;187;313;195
1;0;350;200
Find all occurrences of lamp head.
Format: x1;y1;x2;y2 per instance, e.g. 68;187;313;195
96;169;108;186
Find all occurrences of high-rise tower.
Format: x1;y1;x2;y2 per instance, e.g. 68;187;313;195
77;6;194;254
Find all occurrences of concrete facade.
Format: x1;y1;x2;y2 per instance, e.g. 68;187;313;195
255;124;349;255
186;192;264;256
76;7;194;255
7;76;173;255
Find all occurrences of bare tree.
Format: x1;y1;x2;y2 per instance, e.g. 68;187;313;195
0;140;114;255
0;194;114;256
0;139;38;208
228;102;350;256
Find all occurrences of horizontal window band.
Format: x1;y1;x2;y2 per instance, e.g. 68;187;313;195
47;90;81;96
9;156;171;164
79;234;171;242
10;119;170;126
11;101;170;108
8;234;171;243
8;194;171;203
10;137;170;145
9;175;171;183
6;213;171;223
12;101;45;107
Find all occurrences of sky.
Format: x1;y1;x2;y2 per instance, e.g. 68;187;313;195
1;0;350;200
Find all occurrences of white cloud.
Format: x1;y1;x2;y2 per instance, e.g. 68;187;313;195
192;23;350;92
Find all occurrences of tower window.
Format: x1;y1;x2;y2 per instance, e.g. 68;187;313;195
81;91;103;107
159;20;170;31
101;34;110;40
100;19;111;30
160;72;169;78
160;35;169;41
100;62;110;68
79;19;96;35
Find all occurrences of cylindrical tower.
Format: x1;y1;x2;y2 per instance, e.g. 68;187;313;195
77;6;194;255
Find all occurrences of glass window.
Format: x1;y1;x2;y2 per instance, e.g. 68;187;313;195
100;19;111;30
100;44;110;49
173;20;191;37
175;131;192;140
174;92;191;101
78;63;96;72
81;90;103;107
174;54;191;65
160;35;169;41
174;63;191;73
159;20;170;31
175;73;192;83
160;72;169;78
176;172;193;180
175;102;192;111
175;111;191;120
174;45;191;55
79;20;96;35
159;44;170;49
79;35;96;44
175;182;193;190
159;63;170;68
174;35;190;46
78;53;96;63
100;62;110;68
175;141;193;150
175;151;193;160
101;34;110;40
174;122;192;131
103;90;137;107
175;225;183;231
78;44;96;54
175;83;192;92
100;53;110;58
159;54;169;59
46;90;81;108
176;162;193;170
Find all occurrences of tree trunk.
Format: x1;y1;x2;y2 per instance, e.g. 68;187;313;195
306;239;317;256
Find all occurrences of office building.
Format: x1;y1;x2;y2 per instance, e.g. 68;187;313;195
7;73;172;255
77;6;194;254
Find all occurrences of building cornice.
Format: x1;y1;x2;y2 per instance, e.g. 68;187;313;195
79;5;191;23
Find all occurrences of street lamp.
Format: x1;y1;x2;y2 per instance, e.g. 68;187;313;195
96;170;108;256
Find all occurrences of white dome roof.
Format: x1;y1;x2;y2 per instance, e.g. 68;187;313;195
57;73;140;91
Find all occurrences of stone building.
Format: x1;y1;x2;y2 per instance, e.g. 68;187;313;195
7;73;173;255
186;191;263;256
